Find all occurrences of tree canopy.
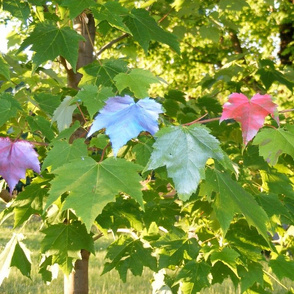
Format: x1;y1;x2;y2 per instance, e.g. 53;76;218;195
0;1;294;293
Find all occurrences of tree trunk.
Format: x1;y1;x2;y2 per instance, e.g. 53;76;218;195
63;11;95;294
64;250;91;294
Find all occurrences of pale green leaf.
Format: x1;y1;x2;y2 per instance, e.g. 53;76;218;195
42;139;88;171
46;157;143;231
145;125;228;201
19;23;84;71
73;85;113;118
204;169;270;242
114;68;159;98
253;127;294;165
0;56;10;80
52;96;77;132
0;234;31;285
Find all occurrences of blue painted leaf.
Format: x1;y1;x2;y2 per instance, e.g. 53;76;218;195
88;95;163;156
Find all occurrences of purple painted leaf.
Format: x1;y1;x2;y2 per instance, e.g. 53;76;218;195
88;95;163;156
0;138;40;192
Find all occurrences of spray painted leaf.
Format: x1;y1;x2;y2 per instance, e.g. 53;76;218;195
52;96;77;132
220;93;278;145
88;95;163;156
144;125;228;200
0;138;40;192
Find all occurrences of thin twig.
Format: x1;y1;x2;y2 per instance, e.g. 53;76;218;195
93;232;103;242
97;33;129;57
76;102;87;124
183;108;294;126
99;143;110;163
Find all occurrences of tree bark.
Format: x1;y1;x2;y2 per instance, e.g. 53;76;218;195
62;11;95;294
64;250;91;294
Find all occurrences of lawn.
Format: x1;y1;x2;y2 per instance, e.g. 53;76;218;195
0;205;293;294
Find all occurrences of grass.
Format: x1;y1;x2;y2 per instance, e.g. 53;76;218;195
0;206;293;293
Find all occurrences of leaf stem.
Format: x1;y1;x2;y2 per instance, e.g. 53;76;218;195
183;108;294;126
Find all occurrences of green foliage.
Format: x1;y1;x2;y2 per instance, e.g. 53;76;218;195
1;0;294;293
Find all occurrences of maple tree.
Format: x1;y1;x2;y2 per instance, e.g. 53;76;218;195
0;1;294;294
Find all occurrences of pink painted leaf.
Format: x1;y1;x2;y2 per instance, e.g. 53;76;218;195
0;138;40;192
220;93;279;145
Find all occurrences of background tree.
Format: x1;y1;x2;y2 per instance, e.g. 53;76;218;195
0;1;294;294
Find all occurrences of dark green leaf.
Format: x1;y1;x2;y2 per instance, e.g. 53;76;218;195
269;255;294;281
79;59;128;89
19;23;84;71
0;93;22;127
26;115;55;140
175;261;211;293
41;221;94;275
204;169;270;241
60;0;97;19
125;8;180;54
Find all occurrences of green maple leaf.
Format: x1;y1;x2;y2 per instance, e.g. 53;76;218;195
42;139;88;171
125;8;180;54
269;255;294;281
93;2;130;33
73;85;113;118
34;93;61;116
79;59;128;89
145;125;229;201
26;115;55;141
3;0;30;22
210;247;240;277
253;126;294;165
0;56;10;80
154;228;199;268
11;177;50;228
114;68;159;98
0;93;22;127
60;0;97;19
175;261;211;293
102;235;157;282
239;262;264;293
46;157;143;231
0;234;31;285
41;221;94;275
204;169;270;242
52;96;77;132
19;23;84;71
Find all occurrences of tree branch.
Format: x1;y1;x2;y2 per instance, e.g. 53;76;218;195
96;33;129;57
